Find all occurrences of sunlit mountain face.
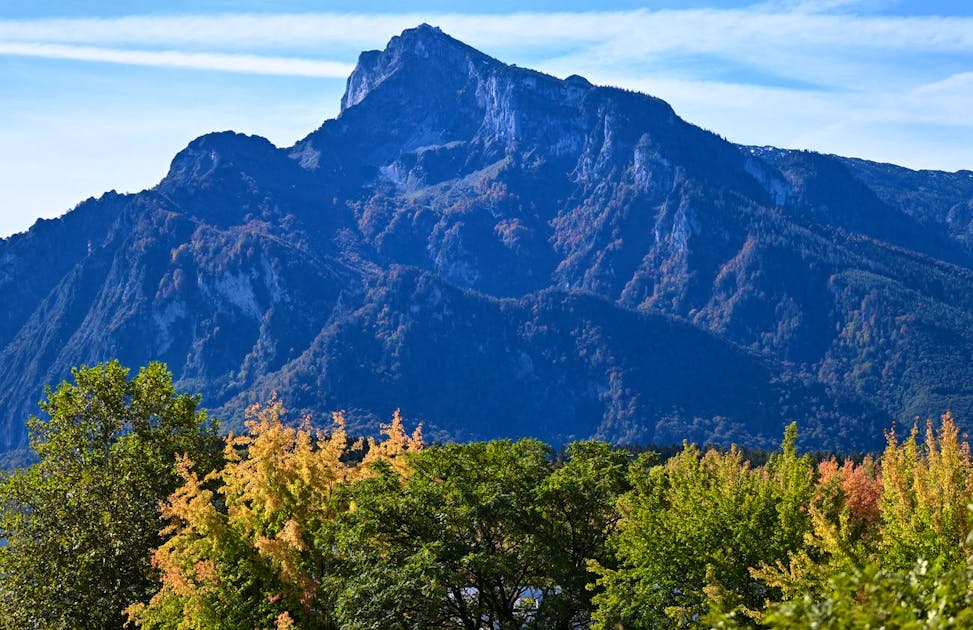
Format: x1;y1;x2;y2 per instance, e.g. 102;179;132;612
3;25;973;457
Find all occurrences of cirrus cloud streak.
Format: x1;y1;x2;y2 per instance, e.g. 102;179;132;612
0;41;354;77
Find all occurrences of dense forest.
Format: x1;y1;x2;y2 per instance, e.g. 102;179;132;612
2;362;973;628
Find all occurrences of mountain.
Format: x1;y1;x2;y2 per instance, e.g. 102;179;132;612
2;24;972;456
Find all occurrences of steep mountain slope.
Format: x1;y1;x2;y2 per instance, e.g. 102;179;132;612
218;267;882;449
1;24;971;454
838;156;973;249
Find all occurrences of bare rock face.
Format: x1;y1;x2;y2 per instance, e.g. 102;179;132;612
2;25;973;456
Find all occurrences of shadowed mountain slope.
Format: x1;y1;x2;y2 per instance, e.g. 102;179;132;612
2;25;972;454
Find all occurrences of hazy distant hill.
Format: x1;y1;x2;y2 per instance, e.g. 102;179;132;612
2;24;972;454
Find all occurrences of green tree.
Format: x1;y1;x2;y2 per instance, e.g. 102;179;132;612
591;424;814;628
333;439;630;629
335;439;555;628
0;361;222;629
534;441;630;628
763;556;973;629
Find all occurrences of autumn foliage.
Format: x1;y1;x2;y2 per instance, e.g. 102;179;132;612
126;398;421;628
6;363;973;628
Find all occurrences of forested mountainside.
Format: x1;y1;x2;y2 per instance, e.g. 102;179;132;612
2;24;972;453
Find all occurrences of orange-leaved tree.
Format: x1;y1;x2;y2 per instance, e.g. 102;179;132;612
126;399;421;629
752;455;882;603
762;413;973;628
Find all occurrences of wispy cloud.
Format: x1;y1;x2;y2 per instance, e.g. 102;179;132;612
2;9;972;90
0;42;354;77
2;10;972;53
0;5;970;238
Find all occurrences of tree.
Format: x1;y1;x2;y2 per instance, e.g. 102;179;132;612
335;439;556;629
333;438;630;629
760;414;973;628
879;412;973;568
591;424;814;628
127;401;421;629
0;361;222;629
534;441;630;628
763;557;973;629
749;455;882;606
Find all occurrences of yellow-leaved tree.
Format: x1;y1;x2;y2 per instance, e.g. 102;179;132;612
126;398;421;629
879;412;973;568
761;414;973;628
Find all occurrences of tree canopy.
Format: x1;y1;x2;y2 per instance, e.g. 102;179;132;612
0;361;222;629
6;361;973;628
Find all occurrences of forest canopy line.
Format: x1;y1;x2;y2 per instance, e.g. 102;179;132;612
2;362;973;628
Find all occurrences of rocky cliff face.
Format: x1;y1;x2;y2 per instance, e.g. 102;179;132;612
1;24;972;455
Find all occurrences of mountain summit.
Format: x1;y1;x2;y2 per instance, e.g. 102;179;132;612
2;26;973;457
341;24;497;111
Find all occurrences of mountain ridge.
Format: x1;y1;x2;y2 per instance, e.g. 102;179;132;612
1;24;971;455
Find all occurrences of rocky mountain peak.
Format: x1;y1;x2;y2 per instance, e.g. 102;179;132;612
4;26;973;462
340;24;498;112
165;131;279;184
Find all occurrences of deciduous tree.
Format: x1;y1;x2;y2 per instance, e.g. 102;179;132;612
127;401;421;629
0;361;222;629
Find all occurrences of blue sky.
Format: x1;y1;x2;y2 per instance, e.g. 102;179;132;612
1;1;972;237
